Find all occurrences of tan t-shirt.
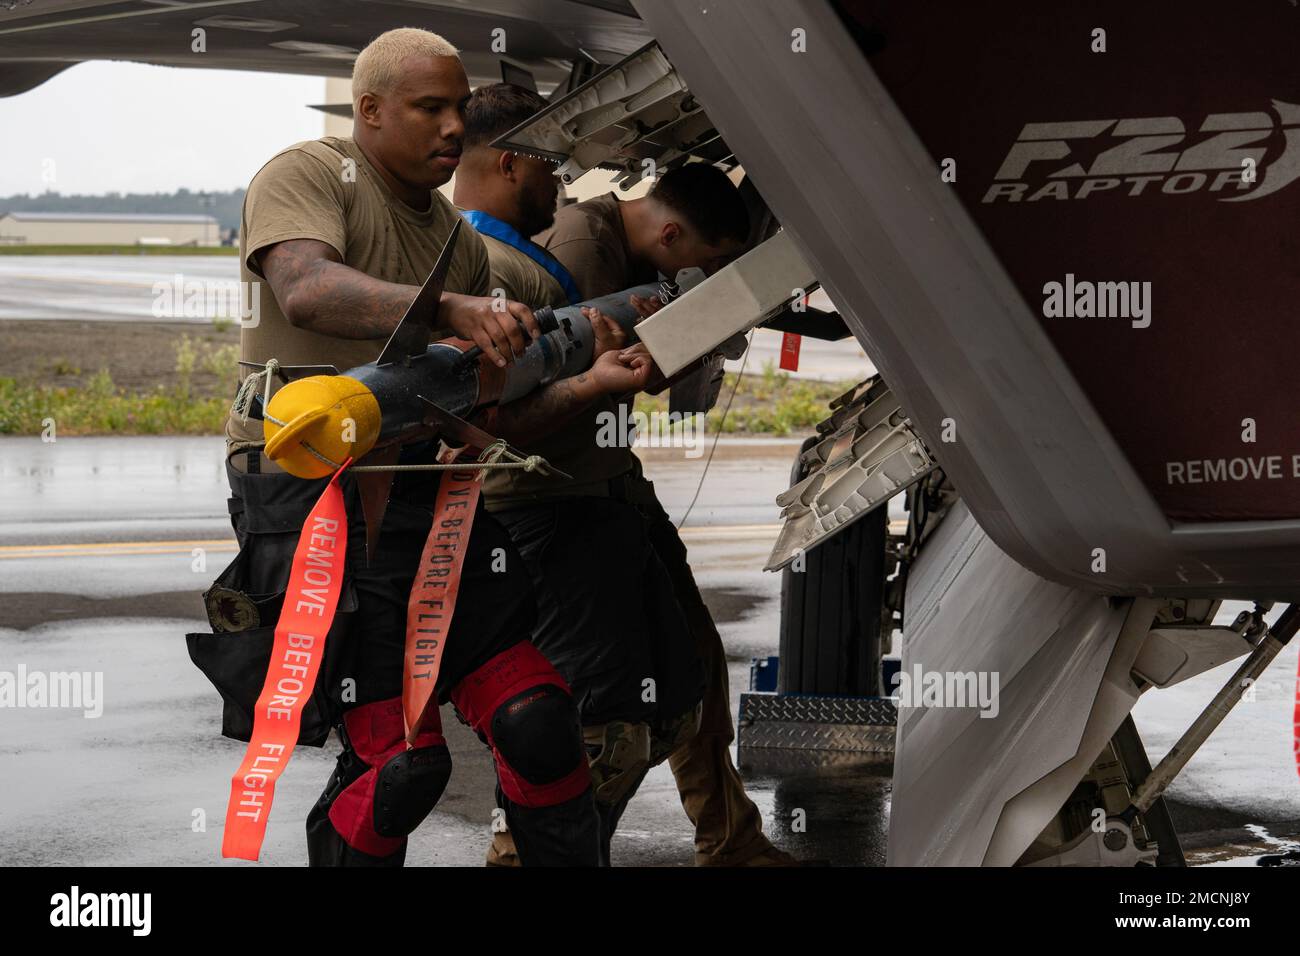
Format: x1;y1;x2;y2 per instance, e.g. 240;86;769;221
535;192;657;298
226;136;491;448
483;193;657;508
480;232;569;310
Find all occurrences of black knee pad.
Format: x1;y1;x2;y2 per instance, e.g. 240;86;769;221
374;743;453;838
307;697;453;866
307;743;403;868
491;684;585;786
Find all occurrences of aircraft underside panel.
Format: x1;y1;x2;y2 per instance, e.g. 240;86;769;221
889;501;1151;866
637;0;1300;598
847;1;1300;526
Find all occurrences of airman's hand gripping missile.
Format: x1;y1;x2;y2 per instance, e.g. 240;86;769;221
246;219;685;480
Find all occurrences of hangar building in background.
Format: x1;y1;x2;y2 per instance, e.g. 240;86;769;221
0;211;219;246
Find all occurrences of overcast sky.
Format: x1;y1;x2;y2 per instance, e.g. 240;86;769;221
0;60;331;196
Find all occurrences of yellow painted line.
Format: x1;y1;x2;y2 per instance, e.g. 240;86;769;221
676;518;907;539
0;546;238;560
0;539;234;553
0;539;235;560
677;523;780;539
0;520;907;560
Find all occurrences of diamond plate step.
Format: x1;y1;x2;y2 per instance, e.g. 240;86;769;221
738;692;898;754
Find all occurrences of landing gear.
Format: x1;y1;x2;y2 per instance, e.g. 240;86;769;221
1022;603;1299;867
1018;716;1184;867
777;436;889;696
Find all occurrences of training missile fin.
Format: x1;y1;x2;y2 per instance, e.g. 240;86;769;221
417;395;503;452
356;444;400;565
375;218;462;366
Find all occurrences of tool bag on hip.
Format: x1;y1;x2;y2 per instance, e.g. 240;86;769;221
186;463;358;747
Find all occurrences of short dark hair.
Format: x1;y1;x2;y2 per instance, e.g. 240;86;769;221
463;82;549;149
648;163;749;247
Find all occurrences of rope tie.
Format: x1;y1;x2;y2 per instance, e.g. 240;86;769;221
317;440;558;477
231;358;280;425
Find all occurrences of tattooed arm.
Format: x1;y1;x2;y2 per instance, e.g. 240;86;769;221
492;348;656;443
259;239;416;338
258;239;540;367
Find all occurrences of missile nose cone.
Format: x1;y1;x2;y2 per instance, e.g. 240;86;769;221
263;375;381;478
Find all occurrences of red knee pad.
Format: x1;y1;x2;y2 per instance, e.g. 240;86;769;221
328;697;447;858
451;642;591;808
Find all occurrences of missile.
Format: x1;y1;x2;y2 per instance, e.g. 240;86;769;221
244;219;686;481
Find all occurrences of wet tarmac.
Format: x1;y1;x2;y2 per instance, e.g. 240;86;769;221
0;256;236;323
0;435;807;865
2;436;1297;866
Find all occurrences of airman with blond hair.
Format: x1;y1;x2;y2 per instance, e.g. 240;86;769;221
212;28;650;867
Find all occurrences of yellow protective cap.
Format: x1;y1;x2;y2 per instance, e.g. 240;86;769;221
263;375;381;479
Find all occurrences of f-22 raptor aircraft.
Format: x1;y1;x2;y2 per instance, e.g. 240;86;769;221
7;0;1298;867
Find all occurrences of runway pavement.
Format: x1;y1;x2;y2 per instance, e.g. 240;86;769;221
0;435;872;865
2;432;1297;866
0;256;237;323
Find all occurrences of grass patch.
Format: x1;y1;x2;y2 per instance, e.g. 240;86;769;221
0;333;239;436
634;360;855;437
0;244;238;256
0;350;855;438
0;372;229;435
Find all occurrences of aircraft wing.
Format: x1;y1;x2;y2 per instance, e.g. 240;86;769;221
0;0;650;97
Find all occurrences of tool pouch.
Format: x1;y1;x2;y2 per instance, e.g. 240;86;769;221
185;461;359;747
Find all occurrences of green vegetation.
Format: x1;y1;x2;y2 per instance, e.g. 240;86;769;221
0;335;240;435
635;360;853;436
0;244;238;256
0;373;229;435
0;349;853;438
